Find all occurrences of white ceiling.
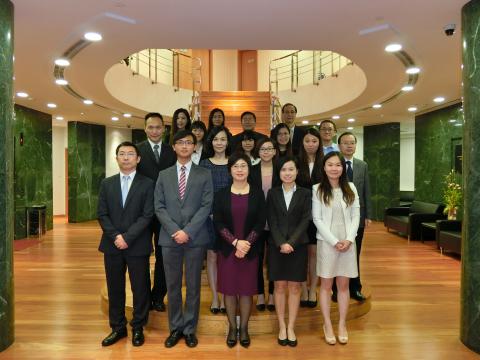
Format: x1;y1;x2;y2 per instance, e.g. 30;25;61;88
12;0;466;130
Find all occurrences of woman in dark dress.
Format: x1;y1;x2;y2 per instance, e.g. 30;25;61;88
191;120;208;164
270;123;293;160
169;108;192;144
207;108;226;134
267;156;311;347
296;127;324;308
213;153;266;348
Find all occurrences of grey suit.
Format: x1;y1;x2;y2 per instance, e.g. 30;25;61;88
154;162;213;334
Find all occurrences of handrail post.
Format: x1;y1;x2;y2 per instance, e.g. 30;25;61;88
154;49;157;84
148;49;151;80
313;51;318;85
136;52;139;75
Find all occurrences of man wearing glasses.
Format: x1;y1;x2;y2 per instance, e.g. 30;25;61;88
154;130;214;348
319;120;339;154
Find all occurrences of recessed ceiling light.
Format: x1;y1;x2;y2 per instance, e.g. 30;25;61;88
111;116;119;121
55;116;64;120
316;122;320;126
408;106;418;112
84;32;102;41
47;103;57;108
55;79;68;85
406;67;420;74
385;43;402;52
401;85;414;92
433;96;445;103
449;119;457;123
302;120;309;124
16;92;29;98
54;58;70;67
347;118;355;123
454;123;462;127
123;113;132;118
347;126;354;130
80;112;85;115
372;104;382;109
83;99;93;105
332;115;340;120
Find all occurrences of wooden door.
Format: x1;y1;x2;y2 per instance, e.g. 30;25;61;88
239;50;257;91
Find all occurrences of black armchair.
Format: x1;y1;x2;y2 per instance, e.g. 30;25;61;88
436;220;461;255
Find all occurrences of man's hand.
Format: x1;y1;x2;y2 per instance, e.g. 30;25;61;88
114;235;128;250
172;230;189;244
280;243;294;254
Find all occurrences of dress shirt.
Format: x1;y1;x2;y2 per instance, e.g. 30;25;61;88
148;139;162;157
176;161;193;183
119;170;136;192
282;184;297;210
191;144;203;165
323;143;339;155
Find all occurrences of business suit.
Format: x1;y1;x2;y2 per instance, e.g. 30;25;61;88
266;186;311;281
154;162;213;335
136;140;176;305
290;126;306;156
97;173;154;331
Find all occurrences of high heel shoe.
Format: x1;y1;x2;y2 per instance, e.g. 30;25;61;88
338;326;348;344
226;327;237;348
323;325;336;345
239;327;250;348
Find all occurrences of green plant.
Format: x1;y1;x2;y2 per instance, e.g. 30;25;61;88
443;169;462;214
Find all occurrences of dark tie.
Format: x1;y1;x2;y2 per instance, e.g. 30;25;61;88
153;144;160;164
179;166;186;200
346;161;353;182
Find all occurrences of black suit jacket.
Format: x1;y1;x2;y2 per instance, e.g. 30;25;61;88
291;126;306;156
136;140;176;181
213;186;266;259
249;162;282;191
97;173;154;256
266;186;311;248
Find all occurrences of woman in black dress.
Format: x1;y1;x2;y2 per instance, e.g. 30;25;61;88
191;121;208;164
207;108;226;134
270;123;293;160
267;156;311;347
169;108;192;144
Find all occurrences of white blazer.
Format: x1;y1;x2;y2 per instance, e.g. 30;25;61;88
312;182;360;246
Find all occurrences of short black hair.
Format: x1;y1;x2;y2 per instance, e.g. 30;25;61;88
282;103;297;113
276;155;298;178
337;132;357;144
144;112;164;125
320;119;337;131
240;130;256;141
172;129;197;145
115;141;139;156
227;152;251;173
241;111;256;121
191;120;207;133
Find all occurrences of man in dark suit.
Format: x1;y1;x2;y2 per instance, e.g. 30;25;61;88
136;112;176;312
335;132;372;302
154;130;214;348
230;111;267;151
282;103;305;156
97;141;154;347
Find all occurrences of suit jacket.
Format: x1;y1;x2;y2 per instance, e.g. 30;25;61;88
213;186;266;259
266;186;311;248
230;130;267;152
154;163;214;248
291;126;306;156
136;140;176;181
97;173;154;256
352;158;372;227
248;162;281;191
312;182;360;246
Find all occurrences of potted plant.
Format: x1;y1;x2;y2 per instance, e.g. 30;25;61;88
443;169;462;220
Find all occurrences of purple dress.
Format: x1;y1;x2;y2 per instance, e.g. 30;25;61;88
217;193;259;296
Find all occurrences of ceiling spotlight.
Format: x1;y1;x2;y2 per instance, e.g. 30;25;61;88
47;103;57;108
84;32;102;41
83;99;93;105
347;127;354;130
16;92;29;98
347;118;355;123
54;58;70;67
454;123;462;127
55;79;68;85
55;116;64;120
332;115;340;120
408;106;418;112
111;116;119;121
406;67;420;74
449;119;457;123
372;104;382;109
401;85;414;91
302;120;309;124
385;43;402;52
433;96;445;103
123;113;132;118
316;122;321;126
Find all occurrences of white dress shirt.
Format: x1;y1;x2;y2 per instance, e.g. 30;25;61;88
282;184;297;210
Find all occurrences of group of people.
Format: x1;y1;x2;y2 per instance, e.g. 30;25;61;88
97;103;372;349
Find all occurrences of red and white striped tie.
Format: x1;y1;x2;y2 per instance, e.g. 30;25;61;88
179;165;186;200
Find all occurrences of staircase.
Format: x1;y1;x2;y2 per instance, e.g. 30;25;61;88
199;91;271;136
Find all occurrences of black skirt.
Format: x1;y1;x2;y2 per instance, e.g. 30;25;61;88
268;241;308;282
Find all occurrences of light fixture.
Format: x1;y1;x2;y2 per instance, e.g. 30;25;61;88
433;96;445;103
123;113;132;118
406;67;420;74
316;122;321;126
55;79;68;85
372;104;382;109
83;99;93;105
385;43;402;52
302;120;309;124
347;118;355;123
332;115;340;120
55;116;64;120
16;92;29;98
408;106;418;112
47;103;57;108
111;116;119;121
84;32;102;41
401;85;414;92
347;126;354;130
54;58;70;67
454;123;462;127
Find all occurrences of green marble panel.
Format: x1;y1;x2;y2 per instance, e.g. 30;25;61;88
132;129;147;144
364;123;400;221
461;0;480;354
0;0;14;352
13;104;53;239
68;122;105;222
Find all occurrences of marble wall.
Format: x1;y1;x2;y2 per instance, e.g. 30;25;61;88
364;123;400;221
68;122;105;222
13;105;53;239
415;103;463;204
0;0;14;351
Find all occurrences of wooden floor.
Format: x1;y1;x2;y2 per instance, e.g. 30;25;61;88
2;218;477;359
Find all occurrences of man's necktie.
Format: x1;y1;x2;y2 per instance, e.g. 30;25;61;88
179;166;186;200
153;144;160;164
346;161;353;182
121;175;130;206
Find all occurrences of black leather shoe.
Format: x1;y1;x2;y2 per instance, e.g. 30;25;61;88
277;337;288;346
331;292;338;303
267;304;275;312
239;328;250;348
287;338;298;347
210;306;220;314
226;328;237;348
351;290;367;302
165;330;183;348
300;300;309;307
152;300;166;312
184;333;198;348
256;304;266;312
132;328;144;346
219;307;226;314
101;328;127;346
307;299;317;308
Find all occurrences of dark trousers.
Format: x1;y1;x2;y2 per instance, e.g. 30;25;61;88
104;253;150;331
150;219;167;303
257;230;274;295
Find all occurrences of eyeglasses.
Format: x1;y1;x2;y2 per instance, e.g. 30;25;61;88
232;164;248;170
175;140;194;146
320;128;335;133
117;152;137;158
259;147;275;152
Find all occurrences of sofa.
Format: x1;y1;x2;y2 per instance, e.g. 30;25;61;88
436;220;461;255
399;191;414;207
384;201;445;240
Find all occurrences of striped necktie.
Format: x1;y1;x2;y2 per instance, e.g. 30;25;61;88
179;166;186;200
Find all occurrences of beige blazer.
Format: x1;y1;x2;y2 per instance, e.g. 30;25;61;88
312;182;360;246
